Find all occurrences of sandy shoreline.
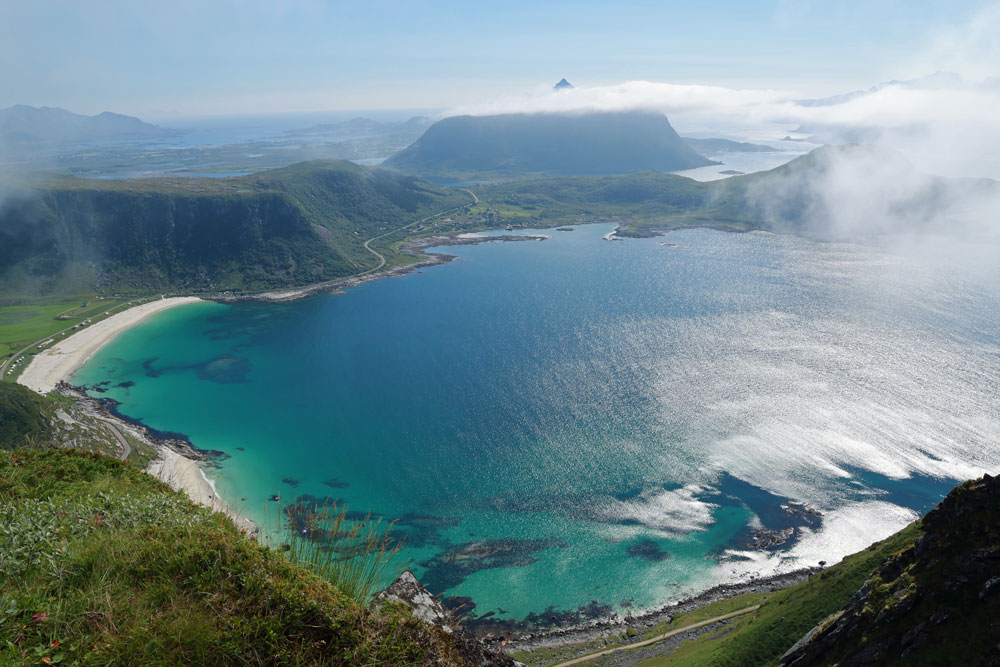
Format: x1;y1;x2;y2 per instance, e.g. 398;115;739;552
18;296;203;394
147;447;256;532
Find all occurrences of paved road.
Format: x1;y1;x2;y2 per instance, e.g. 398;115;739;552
1;301;136;379
359;190;478;276
2;322;80;379
549;605;761;667
100;420;132;461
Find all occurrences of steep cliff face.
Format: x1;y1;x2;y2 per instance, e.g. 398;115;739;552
34;189;338;292
781;474;1000;666
0;161;469;296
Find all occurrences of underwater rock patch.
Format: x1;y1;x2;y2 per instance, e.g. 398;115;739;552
196;355;251;384
419;537;567;593
626;538;671;562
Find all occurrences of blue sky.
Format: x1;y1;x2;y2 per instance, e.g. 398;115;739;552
0;0;995;118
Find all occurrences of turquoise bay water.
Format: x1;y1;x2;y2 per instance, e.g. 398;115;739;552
76;225;1000;627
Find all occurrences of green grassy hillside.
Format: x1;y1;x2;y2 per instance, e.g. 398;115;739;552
3;147;993;299
0;382;51;447
511;524;921;667
452;145;997;239
648;525;922;667
1;448;464;665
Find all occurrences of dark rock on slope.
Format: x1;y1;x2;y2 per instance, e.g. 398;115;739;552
377;571;526;667
781;474;1000;666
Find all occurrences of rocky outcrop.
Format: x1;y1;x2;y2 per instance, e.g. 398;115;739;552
781;474;1000;666
377;571;526;667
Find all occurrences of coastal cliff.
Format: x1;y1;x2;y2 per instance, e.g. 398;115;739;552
0;161;467;297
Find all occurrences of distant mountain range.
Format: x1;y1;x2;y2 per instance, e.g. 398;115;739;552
383;110;717;178
0;105;177;145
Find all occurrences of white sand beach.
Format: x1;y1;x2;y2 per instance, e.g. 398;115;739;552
147;448;256;532
18;296;202;395
17;295;257;532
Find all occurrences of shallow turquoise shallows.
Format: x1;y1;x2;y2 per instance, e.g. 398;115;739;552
75;224;1000;627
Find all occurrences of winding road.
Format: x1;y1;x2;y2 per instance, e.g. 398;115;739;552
100;420;132;461
548;605;761;666
358;188;479;275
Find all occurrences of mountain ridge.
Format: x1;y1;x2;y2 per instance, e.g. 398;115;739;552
383;110;717;178
0;160;468;296
0;104;176;145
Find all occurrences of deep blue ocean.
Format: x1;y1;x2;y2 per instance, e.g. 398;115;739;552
75;224;1000;628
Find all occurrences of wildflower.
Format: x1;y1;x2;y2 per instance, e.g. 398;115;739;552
52;640;59;648
29;612;47;626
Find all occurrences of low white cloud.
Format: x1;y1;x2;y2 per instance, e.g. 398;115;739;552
446;77;1000;173
916;3;1000;81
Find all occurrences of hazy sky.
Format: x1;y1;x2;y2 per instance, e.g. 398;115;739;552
1;0;996;118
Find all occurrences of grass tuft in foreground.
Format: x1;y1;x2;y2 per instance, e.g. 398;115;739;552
282;499;404;604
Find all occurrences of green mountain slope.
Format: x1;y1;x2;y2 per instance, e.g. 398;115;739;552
3;147;993;299
384;111;717;178
0;161;468;297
